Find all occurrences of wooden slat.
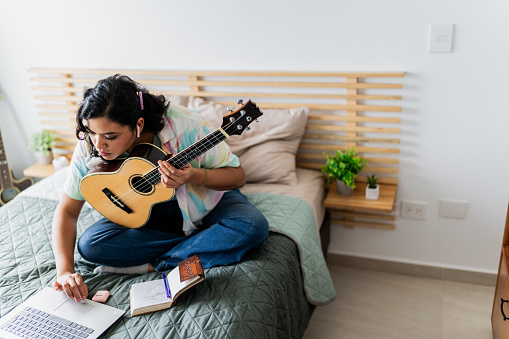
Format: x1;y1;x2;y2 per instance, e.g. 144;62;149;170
296;153;399;165
56;136;79;144
354;176;398;185
34;99;401;113
304;133;400;144
32;86;86;93
52;130;75;136
32;87;402;101
30;77;97;84
33;95;403;112
28;68;405;78
309;114;401;124
36;104;77;110
38;112;74;119
362;166;399;174
297;165;399;175
345;76;358;150
299;144;400;154
41;121;75;127
30;77;403;90
363;157;399;165
306;124;401;134
51;145;76;152
35;94;82;101
163;91;402;101
215;101;402;112
331;219;395;230
330;210;396;221
320;174;399;186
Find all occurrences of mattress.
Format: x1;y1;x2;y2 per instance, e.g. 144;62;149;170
0;168;334;338
240;168;326;230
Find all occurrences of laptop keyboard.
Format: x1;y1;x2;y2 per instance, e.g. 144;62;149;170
0;306;94;338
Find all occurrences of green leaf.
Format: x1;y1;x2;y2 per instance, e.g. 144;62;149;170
321;147;367;187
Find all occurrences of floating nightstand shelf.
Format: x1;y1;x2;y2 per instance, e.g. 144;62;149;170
23;162;55;178
324;182;397;230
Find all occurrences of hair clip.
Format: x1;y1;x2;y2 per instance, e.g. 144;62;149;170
138;91;144;110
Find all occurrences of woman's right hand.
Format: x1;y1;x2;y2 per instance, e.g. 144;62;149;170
53;272;89;302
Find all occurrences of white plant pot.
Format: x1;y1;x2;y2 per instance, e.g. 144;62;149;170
365;184;380;200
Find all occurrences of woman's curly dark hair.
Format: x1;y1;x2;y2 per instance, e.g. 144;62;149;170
75;74;169;156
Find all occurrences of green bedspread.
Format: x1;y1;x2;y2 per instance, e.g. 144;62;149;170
0;172;334;338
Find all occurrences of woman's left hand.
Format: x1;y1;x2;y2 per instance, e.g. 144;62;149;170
158;160;194;189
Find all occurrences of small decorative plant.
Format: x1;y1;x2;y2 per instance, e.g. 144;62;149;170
28;129;57;156
322;148;368;190
367;174;378;189
365;174;380;200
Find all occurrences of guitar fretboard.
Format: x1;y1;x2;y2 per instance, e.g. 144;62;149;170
144;129;228;186
0;129;13;189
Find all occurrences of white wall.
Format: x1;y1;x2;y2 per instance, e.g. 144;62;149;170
1;0;508;273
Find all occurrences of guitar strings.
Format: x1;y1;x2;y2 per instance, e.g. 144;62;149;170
134;130;225;193
128;125;232;199
111;117;244;206
115;129;226;205
134;126;229;193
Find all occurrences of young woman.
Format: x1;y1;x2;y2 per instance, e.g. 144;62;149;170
52;74;269;302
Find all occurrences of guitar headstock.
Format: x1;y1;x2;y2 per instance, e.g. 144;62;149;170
221;99;263;136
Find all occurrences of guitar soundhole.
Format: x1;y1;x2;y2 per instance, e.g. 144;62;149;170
130;175;154;195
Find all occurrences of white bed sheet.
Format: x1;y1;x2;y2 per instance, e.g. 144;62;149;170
240;168;326;230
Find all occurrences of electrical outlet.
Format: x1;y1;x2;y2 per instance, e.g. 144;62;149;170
400;201;427;220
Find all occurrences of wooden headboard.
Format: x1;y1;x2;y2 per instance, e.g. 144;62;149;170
28;68;404;187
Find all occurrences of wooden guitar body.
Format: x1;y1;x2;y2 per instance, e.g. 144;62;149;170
80;144;175;228
0;127;34;206
0;170;33;206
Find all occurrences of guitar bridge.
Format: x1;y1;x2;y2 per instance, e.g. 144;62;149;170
102;188;132;214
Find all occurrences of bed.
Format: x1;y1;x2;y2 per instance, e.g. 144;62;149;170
0;165;330;338
1;69;404;338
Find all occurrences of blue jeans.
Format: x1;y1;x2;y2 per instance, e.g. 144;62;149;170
77;189;269;271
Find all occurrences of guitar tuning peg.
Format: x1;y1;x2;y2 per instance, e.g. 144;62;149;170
237;99;244;105
245;126;251;131
227;106;233;112
255;119;260;123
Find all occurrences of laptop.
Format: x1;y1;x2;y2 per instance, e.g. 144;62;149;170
0;287;125;339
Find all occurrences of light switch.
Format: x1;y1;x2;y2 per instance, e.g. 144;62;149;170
429;23;454;53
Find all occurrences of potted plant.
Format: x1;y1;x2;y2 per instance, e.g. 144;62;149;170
322;148;368;196
365;174;380;200
28;129;57;165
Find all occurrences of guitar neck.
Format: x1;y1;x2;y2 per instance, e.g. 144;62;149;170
167;129;228;169
0;129;13;189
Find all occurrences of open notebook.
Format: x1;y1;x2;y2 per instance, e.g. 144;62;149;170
130;255;205;317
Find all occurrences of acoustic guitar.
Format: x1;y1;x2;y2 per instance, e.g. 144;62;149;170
80;99;262;229
0;128;34;206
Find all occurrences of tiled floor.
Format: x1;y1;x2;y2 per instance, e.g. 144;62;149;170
303;265;495;339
